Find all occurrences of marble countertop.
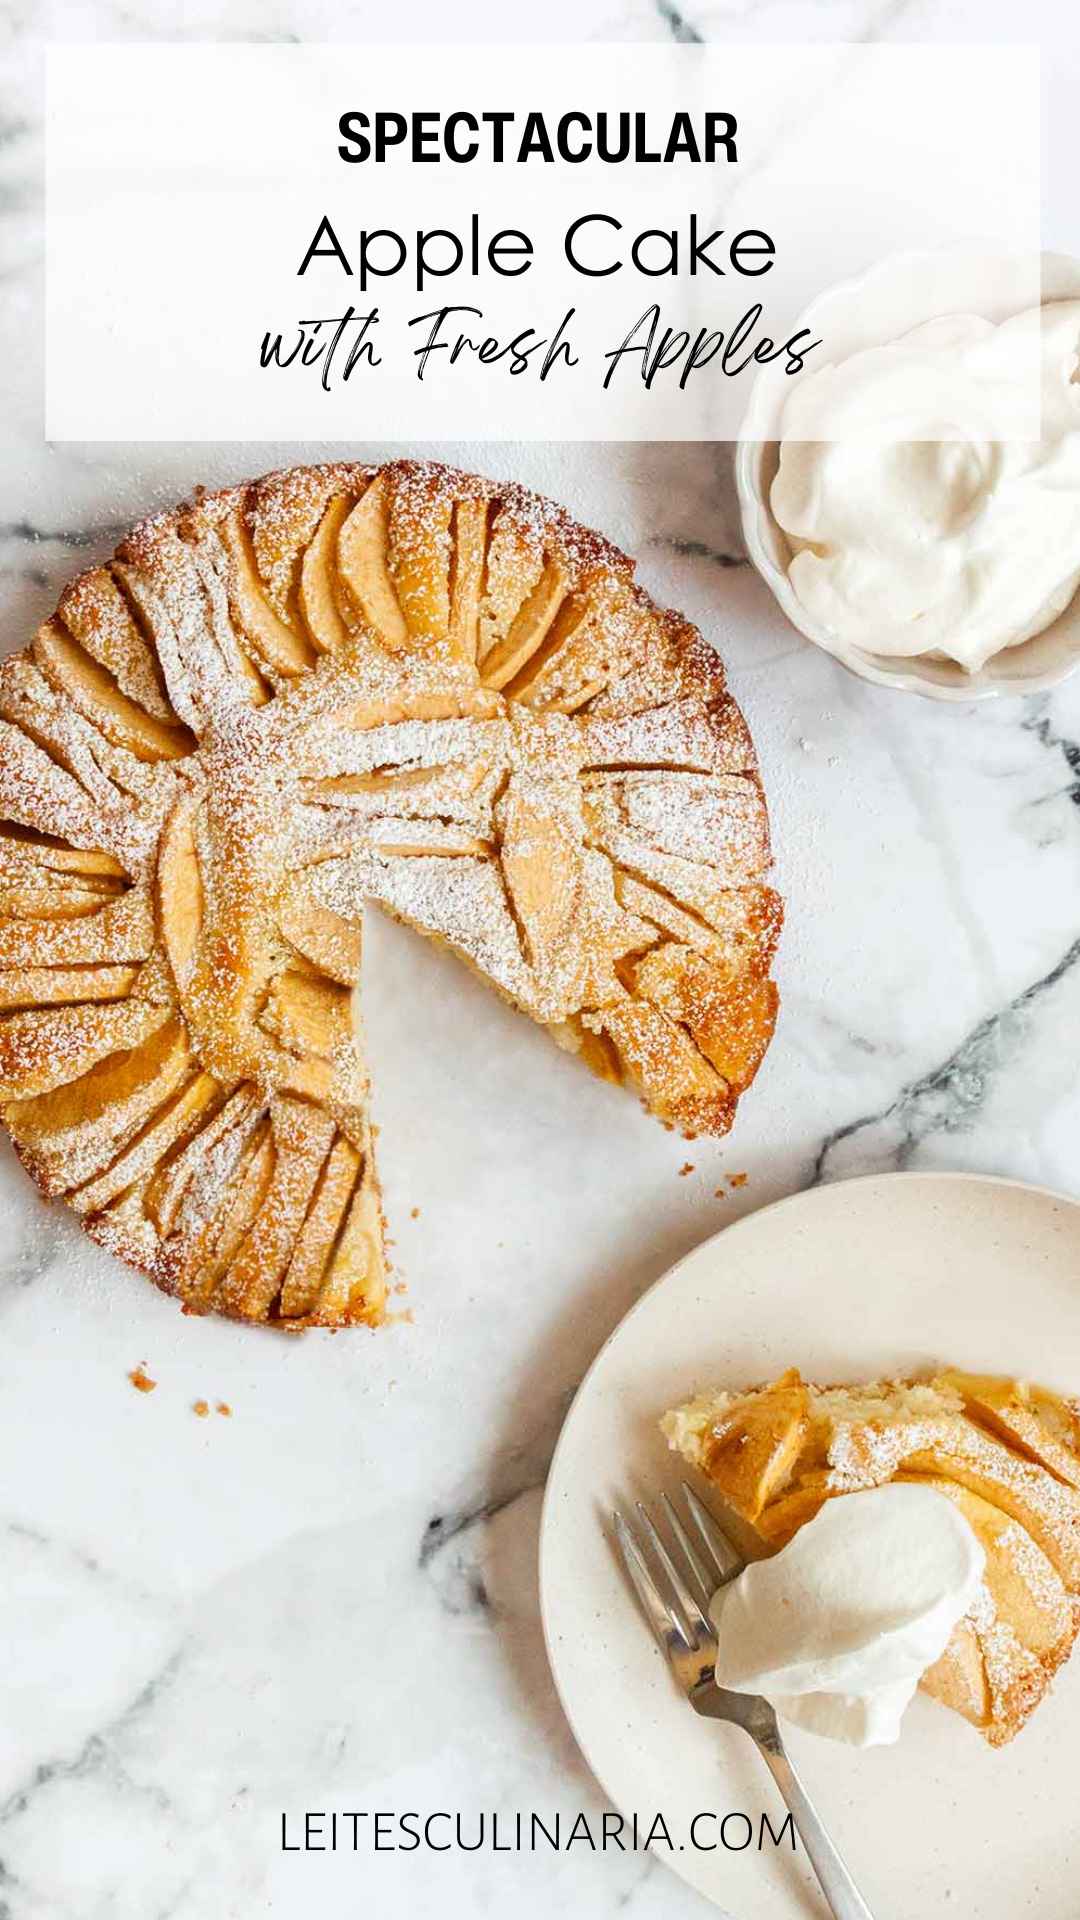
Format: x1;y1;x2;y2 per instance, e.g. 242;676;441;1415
3;4;1080;1917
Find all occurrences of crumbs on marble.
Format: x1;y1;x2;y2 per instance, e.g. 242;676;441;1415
410;1205;421;1219
128;1369;234;1416
713;1172;748;1198
678;1161;695;1177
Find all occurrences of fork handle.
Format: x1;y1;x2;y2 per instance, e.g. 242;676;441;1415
752;1734;876;1920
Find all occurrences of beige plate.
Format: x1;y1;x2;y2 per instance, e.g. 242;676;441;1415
539;1172;1080;1919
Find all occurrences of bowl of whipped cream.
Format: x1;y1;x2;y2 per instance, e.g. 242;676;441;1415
736;251;1080;698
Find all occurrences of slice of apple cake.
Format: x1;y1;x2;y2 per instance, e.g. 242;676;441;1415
663;1367;1080;1744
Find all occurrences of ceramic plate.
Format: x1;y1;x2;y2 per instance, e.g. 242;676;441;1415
539;1172;1080;1919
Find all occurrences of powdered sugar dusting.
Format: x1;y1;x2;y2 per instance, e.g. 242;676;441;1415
0;458;777;1327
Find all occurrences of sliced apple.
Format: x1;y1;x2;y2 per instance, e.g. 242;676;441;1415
0;886;153;970
157;796;204;991
278;1133;362;1321
479;560;568;690
0;964;138;1010
496;776;580;975
33;622;194;762
181;1121;276;1310
277;875;362;985
582;993;734;1137
4;1014;188;1150
259;969;351;1060
0;834;126;882
215;1097;335;1320
0;999;167;1103
336;475;408;647
71;1068;219;1214
275;1052;334;1102
143;1083;257;1238
311;1161;386;1325
477;503;544;660
299;496;352;653
388;473;452;642
218;511;318;680
447;496;488;662
630;942;778;1092
59;567;174;721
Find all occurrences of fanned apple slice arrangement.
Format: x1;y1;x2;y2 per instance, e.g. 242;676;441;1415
0;462;780;1328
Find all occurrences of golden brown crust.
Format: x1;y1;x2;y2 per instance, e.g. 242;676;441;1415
0;460;778;1327
663;1367;1080;1747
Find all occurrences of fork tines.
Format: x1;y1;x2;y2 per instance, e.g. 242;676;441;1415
612;1481;744;1654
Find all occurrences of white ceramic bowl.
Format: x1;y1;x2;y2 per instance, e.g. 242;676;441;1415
735;251;1080;700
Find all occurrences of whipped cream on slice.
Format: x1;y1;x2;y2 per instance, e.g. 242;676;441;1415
709;1483;985;1746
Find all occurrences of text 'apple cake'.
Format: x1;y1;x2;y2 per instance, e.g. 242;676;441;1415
0;461;779;1328
663;1368;1080;1745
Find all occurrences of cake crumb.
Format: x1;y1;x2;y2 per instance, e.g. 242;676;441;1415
713;1188;727;1199
193;1399;209;1418
128;1365;156;1394
410;1206;420;1219
728;1172;748;1189
216;1401;232;1417
678;1161;695;1177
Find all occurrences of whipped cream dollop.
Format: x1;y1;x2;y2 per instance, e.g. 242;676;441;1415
770;301;1080;671
709;1484;985;1746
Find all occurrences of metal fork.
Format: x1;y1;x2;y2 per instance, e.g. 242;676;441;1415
613;1483;876;1920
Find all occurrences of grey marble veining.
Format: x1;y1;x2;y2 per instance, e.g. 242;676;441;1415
2;3;1080;1917
814;930;1080;1183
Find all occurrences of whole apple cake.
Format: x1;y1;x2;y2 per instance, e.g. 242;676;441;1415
0;462;780;1327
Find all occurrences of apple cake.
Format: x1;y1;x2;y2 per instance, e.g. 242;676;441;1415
0;461;779;1328
663;1367;1080;1745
